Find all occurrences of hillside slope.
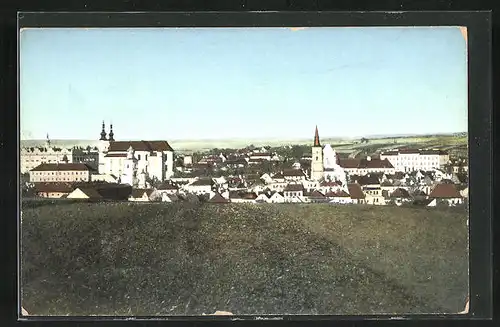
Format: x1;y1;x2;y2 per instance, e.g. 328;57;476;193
21;203;468;316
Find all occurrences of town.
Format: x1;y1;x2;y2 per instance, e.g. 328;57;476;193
21;122;469;207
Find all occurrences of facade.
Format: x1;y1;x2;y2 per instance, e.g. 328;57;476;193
29;163;97;183
21;135;73;173
380;149;449;172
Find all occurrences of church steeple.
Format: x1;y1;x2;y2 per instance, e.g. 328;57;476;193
108;123;115;142
313;125;321;147
99;121;107;141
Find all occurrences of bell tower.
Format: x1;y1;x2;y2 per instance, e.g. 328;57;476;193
311;125;324;181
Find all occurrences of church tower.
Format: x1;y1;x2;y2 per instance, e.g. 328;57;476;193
108;123;115;142
311;126;324;181
98;121;110;174
121;146;138;186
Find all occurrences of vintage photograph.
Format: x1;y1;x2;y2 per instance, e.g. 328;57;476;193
20;26;469;316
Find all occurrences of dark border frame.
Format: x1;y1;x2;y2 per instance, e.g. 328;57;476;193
14;11;492;322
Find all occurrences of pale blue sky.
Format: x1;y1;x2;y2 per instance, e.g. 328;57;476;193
20;27;468;140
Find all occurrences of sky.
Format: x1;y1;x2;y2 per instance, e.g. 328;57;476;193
20;27;468;141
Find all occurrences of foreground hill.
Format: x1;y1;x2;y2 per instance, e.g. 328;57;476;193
21;202;468;316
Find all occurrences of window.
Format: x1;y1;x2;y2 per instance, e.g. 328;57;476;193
138;154;141;160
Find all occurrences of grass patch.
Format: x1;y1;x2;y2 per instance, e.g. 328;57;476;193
21;202;468;316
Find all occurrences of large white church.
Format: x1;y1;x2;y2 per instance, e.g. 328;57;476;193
310;126;348;186
96;122;175;187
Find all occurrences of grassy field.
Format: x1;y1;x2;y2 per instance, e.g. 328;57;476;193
21;202;468;316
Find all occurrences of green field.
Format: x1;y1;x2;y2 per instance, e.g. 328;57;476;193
21;202;468;316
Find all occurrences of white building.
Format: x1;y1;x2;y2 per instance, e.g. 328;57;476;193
380;149;449;172
21;135;73;173
96;123;175;184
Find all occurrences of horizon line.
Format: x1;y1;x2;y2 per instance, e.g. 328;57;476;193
20;131;467;142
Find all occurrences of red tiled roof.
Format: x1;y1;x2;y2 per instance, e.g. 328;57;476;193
209;192;230;203
347;184;365;199
429;184;462;199
339;159;360;169
31;163;97;172
359;158;395;169
107;140;174;152
310;190;326;198
357;174;381;186
33;182;74;193
390;188;411;198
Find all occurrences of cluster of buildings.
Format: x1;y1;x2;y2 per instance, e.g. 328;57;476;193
22;124;468;208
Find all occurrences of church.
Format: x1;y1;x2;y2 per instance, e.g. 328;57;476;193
310;126;348;186
97;122;175;187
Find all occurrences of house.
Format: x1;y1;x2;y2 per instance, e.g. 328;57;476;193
267;182;287;192
208;192;230;204
129;189;154;202
255;193;270;203
249;152;272;161
184;178;215;195
308;190;328;203
29;163;97;183
347;183;366;204
327;189;352;204
67;187;103;200
230;192;257;203
282;169;307;182
260;173;273;184
389;188;412;206
33;182;74;198
268;191;285;203
271;172;285;183
283;184;305;203
428;183;464;206
66;182;132;201
156;182;179;194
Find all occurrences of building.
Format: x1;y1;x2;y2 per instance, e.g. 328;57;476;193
339;157;395;176
96;122;175;184
283;183;305;202
309;126;348;186
29;163;97;183
310;126;324;181
71;146;100;170
21;134;73;173
428;183;464;206
32;182;74;198
380;148;449;172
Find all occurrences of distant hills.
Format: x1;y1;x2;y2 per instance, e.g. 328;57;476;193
20;132;467;152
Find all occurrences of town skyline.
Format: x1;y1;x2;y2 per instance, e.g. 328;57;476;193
20;27;468;140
